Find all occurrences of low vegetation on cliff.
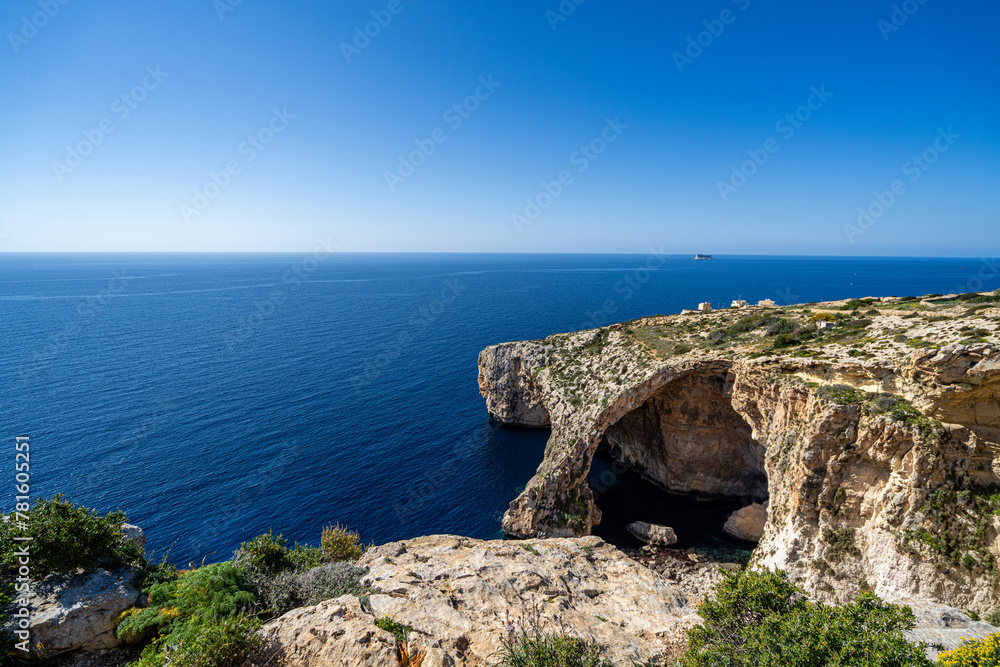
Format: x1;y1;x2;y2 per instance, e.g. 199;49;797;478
617;290;1000;363
684;569;933;667
0;495;148;578
0;497;376;667
115;524;373;667
495;598;613;667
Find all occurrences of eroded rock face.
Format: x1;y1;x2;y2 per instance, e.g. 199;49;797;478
480;300;1000;614
255;535;699;666
5;568;140;657
477;341;550;427
732;367;999;614
602;371;766;500
723;503;768;543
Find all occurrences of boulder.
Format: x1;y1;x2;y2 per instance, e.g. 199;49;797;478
257;595;399;667
3;568;140;657
896;597;999;661
254;535;699;666
627;521;678;547
120;523;146;551
722;502;767;543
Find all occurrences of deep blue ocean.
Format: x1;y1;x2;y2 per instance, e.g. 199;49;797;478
1;253;993;564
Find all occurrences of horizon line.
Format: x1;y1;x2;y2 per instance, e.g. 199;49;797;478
0;251;995;260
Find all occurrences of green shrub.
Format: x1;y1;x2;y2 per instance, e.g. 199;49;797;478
988;607;1000;627
232;528;366;615
0;495;145;578
376;616;412;644
765;319;796;336
287;543;324;571
321;524;365;562
249;569;298;614
255;562;372;615
232;531;293;575
147;612;262;667
816;384;866;405
118;562;256;666
497;633;611;667
295;562;370;605
771;333;800;349
683;569;932;667
232;532;287;571
936;632;1000;667
823;527;861;559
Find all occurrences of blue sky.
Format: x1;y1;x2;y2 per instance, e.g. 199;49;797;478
0;0;997;254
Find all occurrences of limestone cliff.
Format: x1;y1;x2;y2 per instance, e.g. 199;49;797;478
480;293;1000;614
256;535;699;666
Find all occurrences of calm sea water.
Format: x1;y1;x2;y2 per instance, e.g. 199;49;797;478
0;253;991;563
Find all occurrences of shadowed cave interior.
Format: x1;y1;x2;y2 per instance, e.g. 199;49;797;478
588;370;768;551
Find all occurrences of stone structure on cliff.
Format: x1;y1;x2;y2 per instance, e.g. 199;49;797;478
479;293;1000;615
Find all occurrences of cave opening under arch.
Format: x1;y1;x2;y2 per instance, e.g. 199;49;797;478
589;368;768;550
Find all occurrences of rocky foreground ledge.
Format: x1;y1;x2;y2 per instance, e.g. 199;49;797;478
256;535;698;666
479;293;1000;615
16;529;998;666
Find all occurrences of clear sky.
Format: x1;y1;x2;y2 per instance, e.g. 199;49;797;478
1;0;997;255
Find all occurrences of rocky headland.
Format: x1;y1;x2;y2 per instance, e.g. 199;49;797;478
479;292;1000;616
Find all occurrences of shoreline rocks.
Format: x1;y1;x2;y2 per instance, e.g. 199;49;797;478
722;503;767;543
627;521;678;547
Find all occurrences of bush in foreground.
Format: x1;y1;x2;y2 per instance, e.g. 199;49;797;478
231;530;371;615
153;612;261;667
936;633;1000;667
320;523;366;562
684;569;932;667
117;562;257;667
0;495;146;578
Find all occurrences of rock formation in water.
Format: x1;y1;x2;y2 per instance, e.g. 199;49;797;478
722;502;767;542
479;293;1000;614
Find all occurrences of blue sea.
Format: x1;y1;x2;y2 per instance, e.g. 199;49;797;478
0;253;993;564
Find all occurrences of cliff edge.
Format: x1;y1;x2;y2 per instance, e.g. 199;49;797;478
479;293;1000;614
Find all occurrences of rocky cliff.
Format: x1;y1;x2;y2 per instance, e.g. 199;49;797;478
479;293;1000;614
256;535;699;666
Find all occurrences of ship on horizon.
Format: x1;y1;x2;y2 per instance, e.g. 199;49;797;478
694;254;714;260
